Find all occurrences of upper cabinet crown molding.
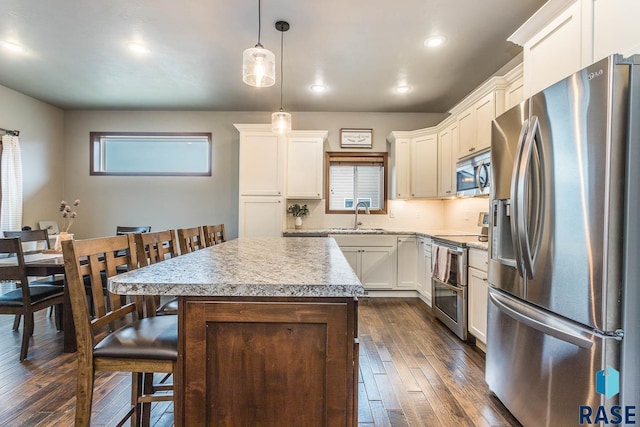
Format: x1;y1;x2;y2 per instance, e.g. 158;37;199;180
507;0;578;46
233;123;274;133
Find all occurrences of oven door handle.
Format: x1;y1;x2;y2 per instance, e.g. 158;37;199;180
432;277;464;293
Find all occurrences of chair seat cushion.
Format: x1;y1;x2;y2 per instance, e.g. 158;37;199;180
31;276;65;287
93;315;177;360
156;298;178;315
0;285;64;307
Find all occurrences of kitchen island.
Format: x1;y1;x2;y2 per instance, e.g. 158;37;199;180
109;237;364;426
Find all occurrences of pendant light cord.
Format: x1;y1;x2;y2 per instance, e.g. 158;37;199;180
279;28;284;110
256;0;263;47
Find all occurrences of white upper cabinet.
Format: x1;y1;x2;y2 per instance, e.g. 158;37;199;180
504;66;525;110
510;0;640;98
388;136;411;199
522;2;583;97
235;124;285;196
437;122;457;197
286;131;328;199
410;134;438;198
592;0;640;61
456;91;496;159
387;130;438;199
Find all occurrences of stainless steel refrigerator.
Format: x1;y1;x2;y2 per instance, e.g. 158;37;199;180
486;54;639;426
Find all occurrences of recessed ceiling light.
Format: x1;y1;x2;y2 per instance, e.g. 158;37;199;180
310;84;326;93
1;41;25;53
395;85;411;94
424;35;446;48
128;43;150;54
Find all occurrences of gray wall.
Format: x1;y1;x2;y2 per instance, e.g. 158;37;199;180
63;110;444;239
0;85;64;232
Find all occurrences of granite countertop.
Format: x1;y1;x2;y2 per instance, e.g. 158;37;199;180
108;237;365;298
282;228;489;251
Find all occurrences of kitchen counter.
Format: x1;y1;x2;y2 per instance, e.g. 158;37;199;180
283;228;489;251
108;236;364;297
108;236;361;426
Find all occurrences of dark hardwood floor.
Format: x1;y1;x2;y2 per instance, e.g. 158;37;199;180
0;297;520;426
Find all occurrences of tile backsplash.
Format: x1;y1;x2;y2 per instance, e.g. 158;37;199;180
286;196;490;233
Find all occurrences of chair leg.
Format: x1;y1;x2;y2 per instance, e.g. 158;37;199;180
12;314;20;331
54;303;63;331
131;372;143;427
75;363;95;426
19;312;34;361
141;373;154;427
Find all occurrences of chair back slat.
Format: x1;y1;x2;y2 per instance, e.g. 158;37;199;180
62;234;140;355
177;226;205;254
202;224;226;247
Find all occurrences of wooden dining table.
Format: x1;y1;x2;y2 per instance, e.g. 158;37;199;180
0;253;76;353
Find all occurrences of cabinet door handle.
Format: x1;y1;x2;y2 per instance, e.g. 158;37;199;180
469;147;475;152
446;190;451;194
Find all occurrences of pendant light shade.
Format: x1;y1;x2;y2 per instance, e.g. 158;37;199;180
272;20;291;134
243;46;275;87
272;110;291;134
243;0;275;87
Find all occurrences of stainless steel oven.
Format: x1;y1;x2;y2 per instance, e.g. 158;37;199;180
431;239;468;341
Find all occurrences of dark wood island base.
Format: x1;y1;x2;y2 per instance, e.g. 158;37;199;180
176;296;359;426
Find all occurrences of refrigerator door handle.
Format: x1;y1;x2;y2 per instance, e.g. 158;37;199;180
514;116;539;279
489;289;594;349
509;118;529;279
477;162;489;192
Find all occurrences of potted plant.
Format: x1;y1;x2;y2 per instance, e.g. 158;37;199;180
287;204;310;229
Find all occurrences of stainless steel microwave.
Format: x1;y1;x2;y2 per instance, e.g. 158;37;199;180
456;151;490;197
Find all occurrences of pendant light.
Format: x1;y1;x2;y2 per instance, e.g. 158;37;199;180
243;0;275;87
272;20;291;134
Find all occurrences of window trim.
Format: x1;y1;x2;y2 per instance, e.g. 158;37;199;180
324;151;388;215
89;131;212;176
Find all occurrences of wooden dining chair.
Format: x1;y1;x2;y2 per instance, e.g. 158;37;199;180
4;229;65;327
3;229;64;286
176;226;205;254
62;234;177;426
134;230;179;316
0;237;64;361
202;223;226;247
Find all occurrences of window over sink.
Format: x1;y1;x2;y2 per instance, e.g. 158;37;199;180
325;152;387;214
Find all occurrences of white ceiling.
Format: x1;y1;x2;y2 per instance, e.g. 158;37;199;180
0;0;545;113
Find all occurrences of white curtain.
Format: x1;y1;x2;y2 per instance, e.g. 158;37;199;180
0;134;23;232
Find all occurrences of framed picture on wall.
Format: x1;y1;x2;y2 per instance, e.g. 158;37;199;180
38;220;59;235
340;128;373;148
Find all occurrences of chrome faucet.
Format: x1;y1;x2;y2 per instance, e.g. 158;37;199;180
354;201;370;229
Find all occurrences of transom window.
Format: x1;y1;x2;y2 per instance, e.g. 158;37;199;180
325;152;387;214
90;132;212;176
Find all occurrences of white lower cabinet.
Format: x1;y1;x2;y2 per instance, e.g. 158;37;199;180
239;196;283;238
331;235;397;290
417;237;432;305
397;237;418;289
468;248;489;345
